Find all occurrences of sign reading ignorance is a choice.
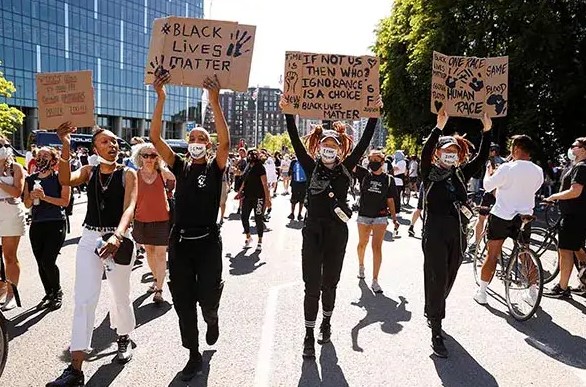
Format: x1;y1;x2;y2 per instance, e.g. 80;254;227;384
282;52;380;120
36;70;95;129
431;51;509;118
144;17;256;92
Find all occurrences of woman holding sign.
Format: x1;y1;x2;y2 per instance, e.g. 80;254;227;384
420;110;491;358
280;95;382;360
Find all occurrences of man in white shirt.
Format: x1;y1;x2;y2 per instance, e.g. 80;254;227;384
474;135;544;305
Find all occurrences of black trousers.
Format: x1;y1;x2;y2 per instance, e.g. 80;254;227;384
29;220;66;296
302;218;349;327
168;227;224;351
422;214;465;322
241;196;265;238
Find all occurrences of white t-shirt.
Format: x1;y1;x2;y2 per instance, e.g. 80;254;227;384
409;160;419;178
393;159;407;186
264;157;278;183
484;160;544;220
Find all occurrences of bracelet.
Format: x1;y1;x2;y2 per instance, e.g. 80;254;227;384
59;156;71;163
113;233;124;242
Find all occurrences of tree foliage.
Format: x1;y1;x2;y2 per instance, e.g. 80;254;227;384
374;0;586;161
259;132;292;154
0;62;25;136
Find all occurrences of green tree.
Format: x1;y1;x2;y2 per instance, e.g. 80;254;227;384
374;0;586;161
259;132;292;154
0;62;25;136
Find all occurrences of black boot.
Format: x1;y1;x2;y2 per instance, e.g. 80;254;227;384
37;294;53;310
49;289;63;311
317;322;331;345
46;365;84;386
206;319;219;345
181;349;203;381
302;330;315;359
430;320;448;358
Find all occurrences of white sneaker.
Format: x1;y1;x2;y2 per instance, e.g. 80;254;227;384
1;295;17;311
256;242;262;252
371;280;383;294
473;289;488;305
357;265;365;279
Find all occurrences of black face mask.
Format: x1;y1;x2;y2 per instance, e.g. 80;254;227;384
368;161;383;171
36;158;52;173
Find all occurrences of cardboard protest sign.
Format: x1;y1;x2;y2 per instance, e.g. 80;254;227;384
282;52;380;120
36;70;95;129
144;17;256;92
431;51;508;118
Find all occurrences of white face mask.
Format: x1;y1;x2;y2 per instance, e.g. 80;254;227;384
188;143;207;159
568;148;577;162
319;146;338;164
440;152;459;167
96;155;116;165
0;146;12;160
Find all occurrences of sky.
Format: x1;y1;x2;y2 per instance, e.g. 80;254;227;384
204;0;394;89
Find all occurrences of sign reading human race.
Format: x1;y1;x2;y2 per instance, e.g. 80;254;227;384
144;17;256;92
282;51;380;120
431;51;509;118
36;70;95;129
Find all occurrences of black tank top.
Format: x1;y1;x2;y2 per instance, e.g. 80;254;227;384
83;167;125;229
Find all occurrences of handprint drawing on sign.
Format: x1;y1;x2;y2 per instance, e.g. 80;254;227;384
487;94;507;115
226;30;252;58
284;71;298;93
469;73;484;92
147;55;175;79
445;68;458;89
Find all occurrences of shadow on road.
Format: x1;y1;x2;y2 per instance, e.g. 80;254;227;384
431;333;498;387
62;236;81;247
350;280;411;352
226;251;266;276
168;350;216;387
286;220;304;230
134;292;172;329
485;303;586;369
297;343;348;387
8;306;51;341
85;358;126;387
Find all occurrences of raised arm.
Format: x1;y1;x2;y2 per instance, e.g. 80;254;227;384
205;75;229;171
420;111;449;180
345;118;377;169
285;114;314;172
463;113;492;181
56;122;91;186
150;73;176;168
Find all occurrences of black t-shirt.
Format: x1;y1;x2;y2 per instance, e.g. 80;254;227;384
559;161;586;215
355;166;397;218
84;167;125;229
243;162;266;199
236;159;247;174
172;156;223;228
27;172;65;222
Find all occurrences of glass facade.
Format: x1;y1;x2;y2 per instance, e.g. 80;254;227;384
0;0;204;146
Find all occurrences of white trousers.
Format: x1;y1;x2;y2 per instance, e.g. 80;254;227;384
70;228;136;352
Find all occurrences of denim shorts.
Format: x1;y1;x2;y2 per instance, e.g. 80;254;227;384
357;216;388;225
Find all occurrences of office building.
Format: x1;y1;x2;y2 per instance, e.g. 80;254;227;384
0;0;204;149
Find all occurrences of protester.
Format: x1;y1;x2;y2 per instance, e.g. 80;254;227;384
23;147;70;311
263;150;279;198
543;137;586;299
408;184;425;237
281;95;382;359
124;137;146;170
421;110;491;358
354;150;399;293
132;143;175;304
281;153;292;195
392;150;407;212
288;155;307;221
408;155;419;191
151;72;229;381
47;124;138;386
237;149;271;251
0;134;26;311
234;148;248;214
274;151;282;196
473;135;543;306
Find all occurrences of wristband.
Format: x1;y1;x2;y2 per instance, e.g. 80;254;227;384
59;156;71;163
113;233;124;242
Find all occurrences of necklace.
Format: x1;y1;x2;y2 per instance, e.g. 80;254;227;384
98;170;116;192
140;169;158;184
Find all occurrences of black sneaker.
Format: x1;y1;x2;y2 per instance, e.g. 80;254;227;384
288;213;295;220
116;335;133;363
302;335;315;359
297;214;303;222
317;323;331;345
543;284;572;299
431;335;448;358
181;351;203;381
37;294;53;310
408;226;415;237
49;290;63;311
46;365;84;386
206;320;219;345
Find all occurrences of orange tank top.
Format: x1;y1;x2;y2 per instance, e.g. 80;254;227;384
135;171;170;223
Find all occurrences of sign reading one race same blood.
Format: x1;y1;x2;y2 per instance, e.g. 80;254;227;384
36;70;95;129
431;51;509;118
282;52;380;120
144;17;256;92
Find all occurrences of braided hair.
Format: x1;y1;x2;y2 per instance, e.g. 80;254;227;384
304;121;354;159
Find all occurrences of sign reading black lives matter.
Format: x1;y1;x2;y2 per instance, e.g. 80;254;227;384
282;52;380;120
431;51;509;118
145;17;256;92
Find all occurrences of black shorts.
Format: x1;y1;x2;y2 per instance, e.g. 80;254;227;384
558;213;586;251
479;192;496;216
487;214;531;242
291;181;307;204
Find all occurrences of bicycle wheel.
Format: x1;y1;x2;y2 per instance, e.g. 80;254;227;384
545;204;561;228
505;247;543;321
0;312;7;377
473;233;488;286
530;227;559;284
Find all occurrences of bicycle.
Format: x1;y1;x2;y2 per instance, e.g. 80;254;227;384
473;215;544;321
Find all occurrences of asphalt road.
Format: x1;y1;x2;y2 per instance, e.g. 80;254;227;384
2;191;586;387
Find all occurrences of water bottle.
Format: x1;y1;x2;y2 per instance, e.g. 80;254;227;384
33;180;42;206
95;237;115;272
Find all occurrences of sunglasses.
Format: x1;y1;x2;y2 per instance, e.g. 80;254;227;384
141;153;158;159
1;144;11;148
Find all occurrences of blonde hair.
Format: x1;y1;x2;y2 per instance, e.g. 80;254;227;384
132;143;164;171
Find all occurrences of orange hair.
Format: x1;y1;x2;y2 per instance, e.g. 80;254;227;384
304;121;354;159
453;133;475;163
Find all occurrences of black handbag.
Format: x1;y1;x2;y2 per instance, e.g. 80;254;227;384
94;167;134;265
